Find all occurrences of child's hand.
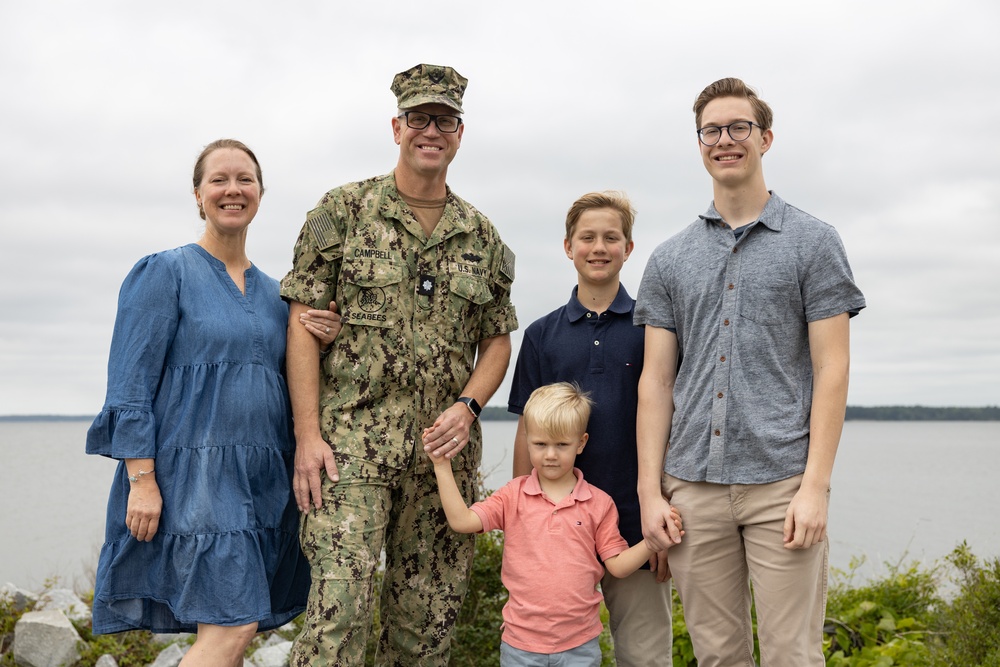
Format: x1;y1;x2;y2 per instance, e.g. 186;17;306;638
669;505;684;535
422;427;450;466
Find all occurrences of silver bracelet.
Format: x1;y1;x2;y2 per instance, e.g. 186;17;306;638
128;468;155;483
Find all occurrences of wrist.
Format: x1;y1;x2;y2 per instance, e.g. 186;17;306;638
455;396;481;420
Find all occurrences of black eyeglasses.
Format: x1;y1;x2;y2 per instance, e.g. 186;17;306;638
397;111;463;133
697;121;760;146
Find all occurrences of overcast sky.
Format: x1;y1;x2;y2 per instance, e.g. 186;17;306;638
1;1;998;416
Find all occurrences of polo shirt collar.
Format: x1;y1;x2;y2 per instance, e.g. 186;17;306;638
699;191;786;233
565;284;634;323
524;467;593;503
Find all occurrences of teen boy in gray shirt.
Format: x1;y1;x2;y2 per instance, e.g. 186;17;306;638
635;78;865;667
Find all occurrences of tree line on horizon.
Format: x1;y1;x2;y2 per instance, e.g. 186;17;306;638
478;405;1000;422
1;405;999;422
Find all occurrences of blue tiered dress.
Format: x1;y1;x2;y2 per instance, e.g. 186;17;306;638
86;244;309;634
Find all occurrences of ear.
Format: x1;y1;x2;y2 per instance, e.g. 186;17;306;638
564;237;573;259
576;432;589;454
391;116;403;145
759;127;774;155
623;239;635;261
456;121;464;147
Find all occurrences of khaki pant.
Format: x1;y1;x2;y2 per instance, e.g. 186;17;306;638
601;569;674;666
292;455;476;666
663;474;828;667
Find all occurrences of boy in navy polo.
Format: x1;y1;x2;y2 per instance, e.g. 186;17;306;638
508;192;674;666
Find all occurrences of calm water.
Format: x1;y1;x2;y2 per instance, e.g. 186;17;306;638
1;420;997;591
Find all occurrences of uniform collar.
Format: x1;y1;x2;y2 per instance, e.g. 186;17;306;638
699;190;785;233
565;284;633;323
379;171;474;244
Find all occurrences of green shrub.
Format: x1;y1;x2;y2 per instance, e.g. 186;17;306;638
929;543;1000;667
823;555;939;666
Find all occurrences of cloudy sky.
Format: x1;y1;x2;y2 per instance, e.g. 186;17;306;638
1;0;998;416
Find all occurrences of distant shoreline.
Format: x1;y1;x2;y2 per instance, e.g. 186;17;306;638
5;406;999;422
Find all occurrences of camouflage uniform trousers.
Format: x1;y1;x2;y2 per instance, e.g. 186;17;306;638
291;453;477;666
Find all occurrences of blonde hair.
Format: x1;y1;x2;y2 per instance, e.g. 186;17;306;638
693;78;774;132
565;191;636;243
522;382;593;438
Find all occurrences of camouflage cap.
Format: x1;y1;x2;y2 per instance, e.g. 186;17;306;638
391;64;468;114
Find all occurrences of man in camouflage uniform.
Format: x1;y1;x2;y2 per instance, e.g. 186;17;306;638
281;64;518;666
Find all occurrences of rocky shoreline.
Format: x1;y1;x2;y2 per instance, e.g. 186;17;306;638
1;582;295;667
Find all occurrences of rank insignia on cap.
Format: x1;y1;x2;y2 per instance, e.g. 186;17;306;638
417;274;436;296
500;244;516;281
307;209;341;252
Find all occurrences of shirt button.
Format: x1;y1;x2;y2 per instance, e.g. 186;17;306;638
732;247;738;253
717;392;724;398
728;283;735;290
594;340;600;346
714;429;721;436
720;355;726;362
724;319;730;326
586;313;592;318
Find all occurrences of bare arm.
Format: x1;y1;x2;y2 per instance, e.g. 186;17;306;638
430;456;485;534
123;458;160;542
287;300;339;511
423;333;512;459
784;312;851;549
636;326;682;551
512;415;530;477
604;540;656;578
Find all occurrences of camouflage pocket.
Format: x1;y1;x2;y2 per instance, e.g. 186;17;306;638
439;273;492;342
340;259;404;329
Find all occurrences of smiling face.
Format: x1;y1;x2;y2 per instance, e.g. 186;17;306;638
525;420;587;487
698;96;773;190
392;102;464;181
565;207;634;289
194;148;262;235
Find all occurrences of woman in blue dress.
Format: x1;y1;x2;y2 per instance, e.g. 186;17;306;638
86;139;340;666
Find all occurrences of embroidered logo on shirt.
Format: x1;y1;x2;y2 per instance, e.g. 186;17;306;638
462;252;482;263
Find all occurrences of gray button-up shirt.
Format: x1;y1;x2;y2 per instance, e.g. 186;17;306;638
635;193;866;485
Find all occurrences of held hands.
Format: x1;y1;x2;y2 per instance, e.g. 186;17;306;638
125;475;162;542
641;494;684;553
422;402;475;460
783;484;829;549
300;301;342;349
293;432;339;512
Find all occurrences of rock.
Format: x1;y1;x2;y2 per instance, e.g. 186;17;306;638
13;609;82;667
249;640;293;667
95;655;119;667
148;642;190;667
257;632;288;648
36;588;91;622
151;631;194;646
0;582;37;611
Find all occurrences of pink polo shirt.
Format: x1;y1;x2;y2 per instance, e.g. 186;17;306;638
471;468;629;653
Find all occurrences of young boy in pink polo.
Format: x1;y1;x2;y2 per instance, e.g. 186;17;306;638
426;382;682;665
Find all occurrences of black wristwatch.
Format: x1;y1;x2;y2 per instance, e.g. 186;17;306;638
456;396;481;420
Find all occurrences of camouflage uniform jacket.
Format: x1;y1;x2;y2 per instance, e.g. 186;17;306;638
281;172;518;473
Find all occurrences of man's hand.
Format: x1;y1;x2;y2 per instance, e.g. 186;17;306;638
422;403;476;459
640;493;683;553
783;484;829;549
294;433;339;512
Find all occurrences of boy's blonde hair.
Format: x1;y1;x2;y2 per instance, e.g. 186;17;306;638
522;382;593;438
565;191;636;244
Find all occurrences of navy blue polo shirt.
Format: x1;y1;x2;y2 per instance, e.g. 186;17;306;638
508;284;645;549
